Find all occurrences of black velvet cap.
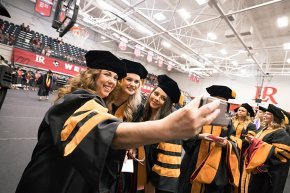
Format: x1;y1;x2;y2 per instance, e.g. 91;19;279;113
267;104;289;124
157;75;181;103
0;2;11;18
85;50;126;80
240;103;255;117
267;104;284;121
206;85;236;101
121;59;148;79
258;106;267;112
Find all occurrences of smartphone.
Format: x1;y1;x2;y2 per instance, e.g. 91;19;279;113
199;96;231;126
206;135;226;143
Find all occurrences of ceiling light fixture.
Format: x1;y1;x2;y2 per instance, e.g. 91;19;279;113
181;54;188;58
178;8;191;19
121;0;131;6
136;25;153;35
277;16;288;28
195;0;208;5
283;42;290;50
101;36;106;40
98;1;111;11
113;33;120;39
238;50;247;54
153;12;166;21
232;61;238;66
220;49;227;55
207;32;217;40
162;41;171;48
287;58;290;64
241;69;246;74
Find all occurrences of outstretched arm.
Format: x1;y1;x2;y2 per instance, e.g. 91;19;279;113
112;97;220;149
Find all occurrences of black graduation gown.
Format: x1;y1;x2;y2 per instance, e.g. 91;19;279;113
229;121;258;193
146;139;182;193
178;124;240;193
16;89;126;193
109;103;144;193
37;74;53;96
241;127;290;193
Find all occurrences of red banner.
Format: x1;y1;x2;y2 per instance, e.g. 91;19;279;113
13;48;86;76
35;0;53;17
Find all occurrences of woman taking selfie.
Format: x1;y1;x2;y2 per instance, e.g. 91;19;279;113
15;51;221;193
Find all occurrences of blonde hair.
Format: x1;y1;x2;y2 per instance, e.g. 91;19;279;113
231;114;253;128
125;88;142;121
106;80;142;122
267;116;285;129
55;69;101;101
232;114;253;122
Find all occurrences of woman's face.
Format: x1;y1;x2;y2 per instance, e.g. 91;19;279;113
257;110;265;120
237;107;248;117
95;70;118;98
263;111;274;124
149;87;168;110
120;73;141;96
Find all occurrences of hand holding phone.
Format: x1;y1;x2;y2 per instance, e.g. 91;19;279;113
199;96;230;126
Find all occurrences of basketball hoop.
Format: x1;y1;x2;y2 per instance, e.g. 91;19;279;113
70;26;89;46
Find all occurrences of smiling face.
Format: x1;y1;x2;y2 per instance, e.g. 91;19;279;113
149;87;168;110
257;110;265;121
263;111;274;124
95;70;118;98
120;73;141;97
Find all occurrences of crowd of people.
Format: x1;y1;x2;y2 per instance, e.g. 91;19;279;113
0;19;87;66
0;21;15;45
9;66;70;100
1;3;289;193
12;50;290;193
29;33;86;66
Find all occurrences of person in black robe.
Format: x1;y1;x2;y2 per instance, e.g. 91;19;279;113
106;59;148;193
0;56;12;110
15;50;223;193
178;85;240;193
37;70;53;100
240;104;290;193
132;75;183;193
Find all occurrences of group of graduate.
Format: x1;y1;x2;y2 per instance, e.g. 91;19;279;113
15;50;290;193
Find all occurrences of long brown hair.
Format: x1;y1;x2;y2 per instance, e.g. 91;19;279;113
55;68;101;101
141;87;173;121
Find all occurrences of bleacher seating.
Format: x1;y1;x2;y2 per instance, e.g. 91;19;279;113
15;31;33;50
1;20;87;66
